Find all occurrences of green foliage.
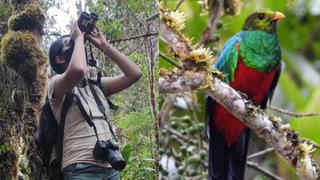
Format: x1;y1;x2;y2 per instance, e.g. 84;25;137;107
121;144;132;162
291;87;320;144
0;3;12;21
117;108;156;179
117;109;154;142
279;70;305;109
160;104;207;179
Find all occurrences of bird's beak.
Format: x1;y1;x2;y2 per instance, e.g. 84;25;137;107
271;11;285;21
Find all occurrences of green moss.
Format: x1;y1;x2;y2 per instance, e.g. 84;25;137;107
1;31;47;82
0;3;12;35
8;4;45;32
0;3;12;18
0;138;20;179
0;143;13;156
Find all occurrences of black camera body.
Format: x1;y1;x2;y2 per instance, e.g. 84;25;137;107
78;11;99;33
93;139;126;171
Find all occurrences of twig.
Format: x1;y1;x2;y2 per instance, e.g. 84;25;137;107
199;0;223;46
247;148;275;160
123;1;148;32
159;52;183;69
109;32;158;43
268;105;319;118
165;125;198;145
174;0;185;11
247;161;284;180
146;13;159;22
301;138;320;149
159;94;176;127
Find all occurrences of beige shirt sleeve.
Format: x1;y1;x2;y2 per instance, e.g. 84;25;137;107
48;75;65;123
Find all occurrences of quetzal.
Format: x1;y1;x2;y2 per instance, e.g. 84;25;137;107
206;9;285;180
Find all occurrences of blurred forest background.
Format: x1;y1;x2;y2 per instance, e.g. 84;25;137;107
0;0;158;179
159;0;320;179
44;0;159;179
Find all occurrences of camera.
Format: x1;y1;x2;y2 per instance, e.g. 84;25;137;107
93;139;126;171
78;11;99;33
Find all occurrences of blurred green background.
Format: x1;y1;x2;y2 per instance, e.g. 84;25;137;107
160;0;320;179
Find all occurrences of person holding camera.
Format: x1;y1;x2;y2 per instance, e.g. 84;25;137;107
47;19;142;179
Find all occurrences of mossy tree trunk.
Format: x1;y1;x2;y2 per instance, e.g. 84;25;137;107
0;0;47;179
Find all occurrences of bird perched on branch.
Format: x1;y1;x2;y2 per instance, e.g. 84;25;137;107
206;9;285;180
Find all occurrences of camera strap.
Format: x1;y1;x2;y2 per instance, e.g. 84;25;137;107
74;83;117;142
87;80;118;142
82;41;118;141
73;89;100;141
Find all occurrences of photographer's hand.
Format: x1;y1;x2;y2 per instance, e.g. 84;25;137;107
87;26;142;96
87;27;108;51
71;21;84;41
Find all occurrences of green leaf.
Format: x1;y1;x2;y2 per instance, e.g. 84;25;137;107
143;167;156;172
121;144;133;163
186;154;201;165
142;158;156;162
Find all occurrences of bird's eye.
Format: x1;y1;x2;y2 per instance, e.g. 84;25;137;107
258;13;265;20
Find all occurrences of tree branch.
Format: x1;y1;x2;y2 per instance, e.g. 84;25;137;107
174;0;185;11
159;9;320;179
247;161;284;180
159;52;183;69
109;32;158;43
199;0;223;46
165;125;198;145
268;105;319;118
247;148;275;160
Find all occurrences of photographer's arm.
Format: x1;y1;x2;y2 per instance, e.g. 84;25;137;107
88;28;142;96
52;23;87;98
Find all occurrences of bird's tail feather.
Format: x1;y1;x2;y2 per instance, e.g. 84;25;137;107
208;127;250;180
206;97;251;180
226;129;250;180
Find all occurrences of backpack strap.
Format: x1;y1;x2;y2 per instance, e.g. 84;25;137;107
55;92;73;173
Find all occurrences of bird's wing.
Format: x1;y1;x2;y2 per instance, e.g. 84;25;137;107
261;62;282;109
214;32;242;84
206;32;242;137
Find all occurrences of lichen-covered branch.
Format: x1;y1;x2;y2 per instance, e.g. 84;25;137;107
159;8;320;179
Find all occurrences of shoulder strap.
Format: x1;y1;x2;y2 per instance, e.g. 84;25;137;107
56;92;73;172
87;80;117;141
88;78;119;110
73;93;100;141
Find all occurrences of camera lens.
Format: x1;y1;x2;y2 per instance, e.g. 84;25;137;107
78;12;91;32
106;150;126;171
90;12;99;21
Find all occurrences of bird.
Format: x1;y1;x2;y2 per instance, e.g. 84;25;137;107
206;9;285;180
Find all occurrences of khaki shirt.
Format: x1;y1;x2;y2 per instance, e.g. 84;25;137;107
48;75;112;170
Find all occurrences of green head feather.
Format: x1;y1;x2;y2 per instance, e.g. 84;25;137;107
242;9;285;34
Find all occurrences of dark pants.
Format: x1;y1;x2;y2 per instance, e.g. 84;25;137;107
63;163;120;180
